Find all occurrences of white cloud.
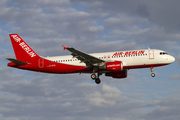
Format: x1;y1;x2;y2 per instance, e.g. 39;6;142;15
73;0;180;33
86;84;123;106
170;74;180;80
0;68;179;120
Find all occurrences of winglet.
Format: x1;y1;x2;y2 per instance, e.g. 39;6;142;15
62;45;68;50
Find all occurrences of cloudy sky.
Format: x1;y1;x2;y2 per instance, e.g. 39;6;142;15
1;0;180;120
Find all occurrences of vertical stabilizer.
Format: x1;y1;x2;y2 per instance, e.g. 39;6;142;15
9;34;40;61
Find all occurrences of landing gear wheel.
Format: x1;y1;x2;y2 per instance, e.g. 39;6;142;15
95;78;101;84
151;73;155;77
150;67;155;77
91;73;96;80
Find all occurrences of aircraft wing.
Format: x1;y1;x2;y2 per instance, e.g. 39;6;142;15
62;45;105;67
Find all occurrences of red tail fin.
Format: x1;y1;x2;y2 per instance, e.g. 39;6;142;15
9;34;40;61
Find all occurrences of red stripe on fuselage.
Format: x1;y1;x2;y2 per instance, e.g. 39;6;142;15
9;58;87;74
9;57;170;74
123;64;169;69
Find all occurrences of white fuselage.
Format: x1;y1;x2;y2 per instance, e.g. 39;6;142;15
44;49;175;68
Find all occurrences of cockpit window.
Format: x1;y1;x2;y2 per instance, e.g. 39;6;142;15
160;52;168;55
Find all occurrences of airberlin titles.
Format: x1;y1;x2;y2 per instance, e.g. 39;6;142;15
113;50;145;57
11;35;36;57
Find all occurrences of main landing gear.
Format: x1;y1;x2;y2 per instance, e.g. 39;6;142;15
150;67;155;77
91;73;101;84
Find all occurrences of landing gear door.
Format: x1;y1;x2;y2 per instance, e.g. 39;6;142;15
38;58;44;68
149;50;154;59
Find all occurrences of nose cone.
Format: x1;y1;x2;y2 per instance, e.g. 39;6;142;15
169;56;175;63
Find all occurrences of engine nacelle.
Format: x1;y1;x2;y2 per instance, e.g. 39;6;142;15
105;70;127;78
99;61;123;71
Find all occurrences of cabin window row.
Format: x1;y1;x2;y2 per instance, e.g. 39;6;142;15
49;59;79;63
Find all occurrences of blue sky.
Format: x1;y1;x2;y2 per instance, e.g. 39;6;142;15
0;0;180;120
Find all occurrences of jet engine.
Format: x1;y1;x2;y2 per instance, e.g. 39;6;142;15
105;69;127;78
99;61;123;71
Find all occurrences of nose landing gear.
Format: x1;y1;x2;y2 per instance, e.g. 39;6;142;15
150;67;155;77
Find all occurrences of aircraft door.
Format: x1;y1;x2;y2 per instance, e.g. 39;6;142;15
149;50;154;59
38;58;44;68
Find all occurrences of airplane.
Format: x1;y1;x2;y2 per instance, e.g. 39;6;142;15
7;34;175;84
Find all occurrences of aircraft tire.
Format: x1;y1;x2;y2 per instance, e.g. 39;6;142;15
151;73;155;77
95;78;101;84
91;73;96;80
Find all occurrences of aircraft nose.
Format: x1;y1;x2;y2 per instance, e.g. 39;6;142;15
169;56;175;63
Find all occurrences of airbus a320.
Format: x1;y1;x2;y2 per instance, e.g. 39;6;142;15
7;34;175;84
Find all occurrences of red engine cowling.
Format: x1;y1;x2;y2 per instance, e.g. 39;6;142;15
105;69;127;78
100;61;123;71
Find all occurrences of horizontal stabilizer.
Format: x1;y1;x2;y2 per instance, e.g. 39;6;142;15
6;58;28;65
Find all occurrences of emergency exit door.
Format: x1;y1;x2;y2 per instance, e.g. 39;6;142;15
38;58;44;68
149;50;154;59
